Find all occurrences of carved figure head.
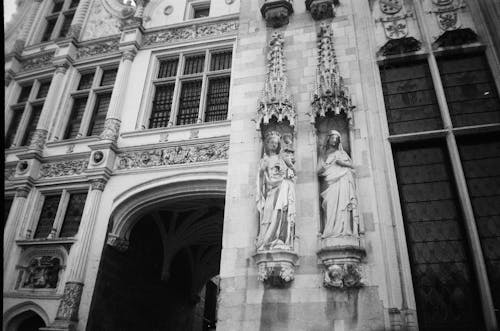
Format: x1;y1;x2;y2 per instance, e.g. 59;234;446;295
264;131;281;155
326;129;341;149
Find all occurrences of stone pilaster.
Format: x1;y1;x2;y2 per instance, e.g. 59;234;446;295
100;49;136;142
29;64;70;151
67;0;92;40
45;179;107;331
10;0;44;55
3;186;31;270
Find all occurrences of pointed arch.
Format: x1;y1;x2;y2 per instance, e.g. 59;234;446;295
3;301;49;331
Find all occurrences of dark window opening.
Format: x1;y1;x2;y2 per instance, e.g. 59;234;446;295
149;84;175;128
88;93;111;136
34;195;61;239
59;193;87;237
205;77;230;122
177;80;202;125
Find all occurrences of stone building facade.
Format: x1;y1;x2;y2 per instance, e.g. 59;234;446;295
3;0;500;330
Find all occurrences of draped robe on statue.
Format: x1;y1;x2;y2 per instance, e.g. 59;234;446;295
256;154;295;250
320;149;358;238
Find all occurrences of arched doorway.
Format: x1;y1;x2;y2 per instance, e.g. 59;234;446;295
88;180;225;331
5;310;46;331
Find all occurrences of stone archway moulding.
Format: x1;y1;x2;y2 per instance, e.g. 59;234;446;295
3;301;50;331
108;171;227;247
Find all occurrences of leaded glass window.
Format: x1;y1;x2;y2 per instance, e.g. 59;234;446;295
177;80;202;125
34;195;61;239
150;84;175;128
59;193;87;237
22;105;43;146
88;93;112;136
40;0;78;42
205;77;230;122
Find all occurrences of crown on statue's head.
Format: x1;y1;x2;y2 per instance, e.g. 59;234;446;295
327;130;341;137
265;131;282;140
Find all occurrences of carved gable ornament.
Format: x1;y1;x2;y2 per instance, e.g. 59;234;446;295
256;32;296;129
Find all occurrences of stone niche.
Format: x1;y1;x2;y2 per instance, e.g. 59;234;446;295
260;0;294;28
305;0;339;21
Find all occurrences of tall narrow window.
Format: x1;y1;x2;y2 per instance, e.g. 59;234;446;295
59;192;87;237
34;195;62;239
40;0;80;42
177;80;202;125
5;80;51;149
64;66;117;140
4;197;14;229
205;77;230;122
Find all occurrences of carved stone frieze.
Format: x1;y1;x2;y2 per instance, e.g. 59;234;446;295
76;39;120;59
143;20;239;46
310;23;354;125
100;118;121;141
260;0;294;28
22;52;55;71
29;129;49;150
5;167;16;181
306;0;339;20
115;142;229;170
323;262;363;288
257;32;296;128
39;159;89;178
55;282;83;321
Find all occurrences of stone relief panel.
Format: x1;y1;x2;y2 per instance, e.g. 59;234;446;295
5;166;16;181
82;0;122;41
115;142;229;170
39;159;89;179
22;52;55;72
143;20;239;47
15;248;66;291
76;39;120;59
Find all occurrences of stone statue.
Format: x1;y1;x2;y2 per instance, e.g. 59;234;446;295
256;131;296;251
318;130;359;238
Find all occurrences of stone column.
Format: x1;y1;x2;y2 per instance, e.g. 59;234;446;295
11;0;44;54
3;186;31;270
29;63;69;151
67;0;92;40
47;179;107;330
100;50;136;141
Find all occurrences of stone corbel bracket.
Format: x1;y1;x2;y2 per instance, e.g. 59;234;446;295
254;250;299;287
257;32;296;129
310;23;354;126
260;0;294;28
305;0;339;21
317;238;366;288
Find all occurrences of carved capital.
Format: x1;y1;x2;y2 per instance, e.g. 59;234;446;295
260;0;294;28
55;63;69;75
305;0;339;20
100;118;121;141
28;129;48;150
90;179;107;191
15;186;31;198
121;50;136;62
107;234;129;252
323;263;363;288
55;282;83;321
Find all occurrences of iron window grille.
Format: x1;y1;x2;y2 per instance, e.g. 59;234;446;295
63;66;117;140
31;190;88;240
5;79;52;149
148;49;232;129
40;0;80;42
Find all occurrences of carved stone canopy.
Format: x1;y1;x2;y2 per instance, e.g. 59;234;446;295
310;23;353;125
257;32;296;129
260;0;294;28
305;0;339;20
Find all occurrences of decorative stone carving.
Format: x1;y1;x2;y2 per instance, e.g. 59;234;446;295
39;159;89;178
143;20;239;46
28;129;49;150
310;23;354;125
90;179;107;191
306;0;339;20
433;28;478;47
92;151;105;165
21;52;55;71
323;262;362;288
429;0;466;31
260;0;294;28
20;256;62;289
76;39;120;59
16;161;29;175
55;282;83;321
254;250;298;287
5;166;16;181
116;142;229;170
107;233;130;252
99;118;121;141
82;0;122;41
378;37;421;56
16;186;31;198
257;32;296;128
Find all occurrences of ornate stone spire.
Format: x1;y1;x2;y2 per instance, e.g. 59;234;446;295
257;32;296;129
310;23;354;125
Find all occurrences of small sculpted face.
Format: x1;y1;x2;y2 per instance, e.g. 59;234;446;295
327;133;340;148
266;136;280;154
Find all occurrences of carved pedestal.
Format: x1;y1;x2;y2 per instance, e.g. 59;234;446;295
254;250;298;287
260;0;294;28
306;0;339;20
317;237;365;288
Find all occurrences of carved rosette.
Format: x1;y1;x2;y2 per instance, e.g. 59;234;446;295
257;32;296;128
310;23;353;125
254;250;298;287
100;118;121;141
55;282;83;321
28;129;48;150
107;233;130;252
306;0;339;20
260;0;294;28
